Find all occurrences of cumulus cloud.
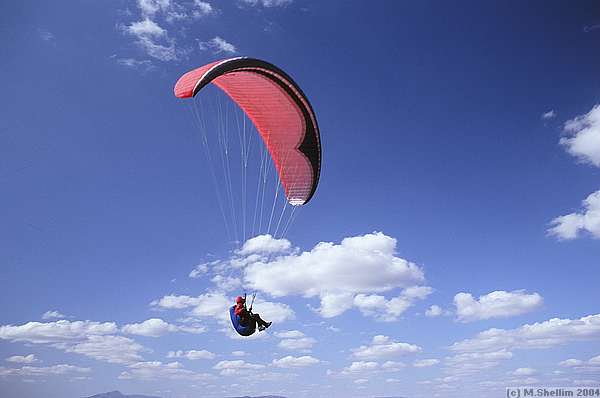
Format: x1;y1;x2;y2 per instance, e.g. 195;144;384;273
425;305;443;317
127;18;166;38
542;110;556;120
0;320;146;365
344;361;379;373
211;275;242;292
244;232;426;319
413;358;440;367
351;335;421;360
454;290;543;322
510;367;537;376
120;361;213;381
0;364;90;377
167;349;216;360
548;190;600;240
189;263;209;278
353;287;433;322
445;349;514;376
589;355;600;365
213;360;265;375
41;310;67;320
125;19;178;61
5;354;39;364
337;360;405;376
137;0;170;18
0;320;118;344
237;234;292;255
560;104;600;167
278;337;316;352
121;0;215;63
199;36;237;54
65;335;146;364
274;330;305;339
559;358;584;367
450;313;600;354
272;355;320;368
122;318;200;337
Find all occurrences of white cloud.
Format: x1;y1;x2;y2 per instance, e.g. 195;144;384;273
189;262;210;278
351;335;421;361
122;318;182;337
381;360;406;371
121;0;217;63
510;367;537;376
5;354;39;364
548;190;600;240
125;19;178;62
413;358;439;368
244;232;426;319
0;320;147;365
65;335;146;364
337;360;406;376
425;305;443;317
560;104;600;167
42;311;67;320
342;361;379;374
137;0;171;18
213;360;265;375
445;349;513;376
542;110;556;120
353;287;432;322
0;320;117;344
121;361;213;381
274;330;305;339
0;364;90;377
193;1;214;16
167;349;216;360
127;18;166;38
278;337;316;352
272;355;320;368
121;318;205;336
238;234;292;255
450;313;600;354
454;290;543;322
199;36;237;54
151;294;202;309
231;350;246;357
589;355;600;365
166;0;215;21
240;0;292;7
211;275;242;292
559;359;584;367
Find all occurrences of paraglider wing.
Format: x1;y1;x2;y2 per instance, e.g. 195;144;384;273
174;57;321;205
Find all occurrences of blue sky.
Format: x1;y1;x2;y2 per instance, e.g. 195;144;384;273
1;1;600;397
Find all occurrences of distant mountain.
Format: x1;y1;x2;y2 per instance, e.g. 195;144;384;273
83;391;161;398
228;396;287;398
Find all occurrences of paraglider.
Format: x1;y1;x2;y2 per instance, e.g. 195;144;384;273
174;57;322;207
229;293;271;337
174;57;321;336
